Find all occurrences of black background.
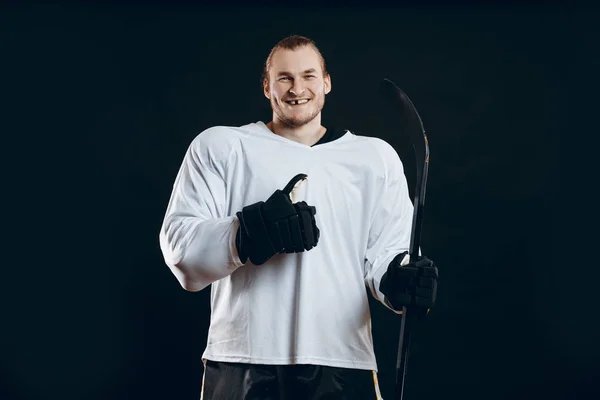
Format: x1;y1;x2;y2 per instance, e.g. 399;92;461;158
2;2;597;400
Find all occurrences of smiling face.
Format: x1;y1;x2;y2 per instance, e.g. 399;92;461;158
263;45;331;128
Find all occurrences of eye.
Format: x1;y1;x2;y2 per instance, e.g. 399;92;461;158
279;77;291;81
305;75;316;79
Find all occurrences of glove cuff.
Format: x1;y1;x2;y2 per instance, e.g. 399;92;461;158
234;221;248;264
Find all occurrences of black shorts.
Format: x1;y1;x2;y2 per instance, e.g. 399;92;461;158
200;359;383;400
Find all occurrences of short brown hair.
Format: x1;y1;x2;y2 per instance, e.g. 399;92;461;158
262;35;328;85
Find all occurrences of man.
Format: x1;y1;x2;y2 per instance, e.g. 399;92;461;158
159;35;438;399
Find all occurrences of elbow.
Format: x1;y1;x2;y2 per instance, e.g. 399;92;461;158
178;274;205;292
159;229;209;292
183;284;202;292
159;220;237;292
173;260;210;292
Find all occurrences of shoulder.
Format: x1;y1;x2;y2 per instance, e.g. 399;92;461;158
190;125;241;153
179;125;249;177
187;124;252;166
349;133;405;177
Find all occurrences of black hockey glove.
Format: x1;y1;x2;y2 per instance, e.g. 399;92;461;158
379;251;438;315
236;174;320;266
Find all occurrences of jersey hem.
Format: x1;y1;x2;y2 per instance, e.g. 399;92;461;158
202;352;378;372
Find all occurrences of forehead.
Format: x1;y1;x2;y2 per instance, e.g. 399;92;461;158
269;46;322;75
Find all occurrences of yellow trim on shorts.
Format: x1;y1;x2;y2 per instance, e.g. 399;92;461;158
372;370;384;399
200;359;206;400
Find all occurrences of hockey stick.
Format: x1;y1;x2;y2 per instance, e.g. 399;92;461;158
379;78;429;400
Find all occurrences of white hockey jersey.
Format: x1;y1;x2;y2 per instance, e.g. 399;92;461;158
159;121;414;371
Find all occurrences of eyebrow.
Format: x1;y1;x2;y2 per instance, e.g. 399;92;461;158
276;68;317;76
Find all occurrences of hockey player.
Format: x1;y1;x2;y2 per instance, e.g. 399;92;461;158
159;35;438;399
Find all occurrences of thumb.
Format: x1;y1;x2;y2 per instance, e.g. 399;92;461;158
282;173;308;197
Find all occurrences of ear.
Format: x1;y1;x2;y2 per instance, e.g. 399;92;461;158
263;79;270;99
324;73;332;95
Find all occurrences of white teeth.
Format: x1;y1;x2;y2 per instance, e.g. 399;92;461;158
287;99;310;105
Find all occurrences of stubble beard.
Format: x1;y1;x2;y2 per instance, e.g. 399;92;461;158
271;95;325;128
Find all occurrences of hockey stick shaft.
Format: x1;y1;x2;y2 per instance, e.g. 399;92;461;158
379;78;429;400
395;149;428;399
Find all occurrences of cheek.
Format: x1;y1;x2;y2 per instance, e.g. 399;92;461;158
312;83;325;96
271;84;288;101
271;91;285;104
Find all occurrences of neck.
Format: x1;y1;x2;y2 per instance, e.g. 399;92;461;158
267;117;327;146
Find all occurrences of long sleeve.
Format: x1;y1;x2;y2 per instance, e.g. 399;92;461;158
159;128;244;292
363;139;416;313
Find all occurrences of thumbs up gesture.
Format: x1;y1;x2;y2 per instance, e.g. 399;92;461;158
236;174;320;265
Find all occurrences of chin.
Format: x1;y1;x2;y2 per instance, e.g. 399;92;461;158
273;103;322;128
287;115;317;128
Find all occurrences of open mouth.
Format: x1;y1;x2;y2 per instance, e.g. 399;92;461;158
285;99;311;106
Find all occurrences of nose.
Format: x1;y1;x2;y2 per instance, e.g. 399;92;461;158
289;80;306;96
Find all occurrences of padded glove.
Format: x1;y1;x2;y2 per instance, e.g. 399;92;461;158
380;251;438;314
236;174;320;265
